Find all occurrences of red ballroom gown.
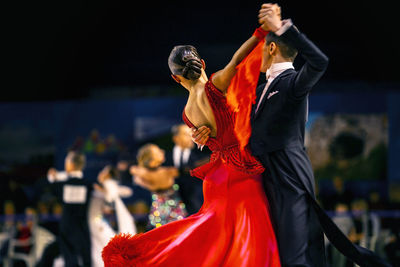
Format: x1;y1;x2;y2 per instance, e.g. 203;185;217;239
102;78;281;267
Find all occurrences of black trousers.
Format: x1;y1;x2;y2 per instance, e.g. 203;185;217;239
260;147;391;267
260;147;326;267
59;217;91;267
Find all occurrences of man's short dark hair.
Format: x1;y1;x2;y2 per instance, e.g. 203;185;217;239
266;32;298;61
67;150;86;170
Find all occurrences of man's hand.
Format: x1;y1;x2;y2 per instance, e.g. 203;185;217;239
259;3;282;32
48;168;57;176
191;126;211;149
47;168;57;180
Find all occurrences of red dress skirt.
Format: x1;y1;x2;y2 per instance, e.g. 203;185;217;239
102;80;281;267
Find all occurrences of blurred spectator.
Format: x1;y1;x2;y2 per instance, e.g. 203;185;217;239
104;134;120;154
15;207;36;254
383;185;400;266
322;176;354;211
1;200;16;232
368;189;386;211
350;199;380;251
36;201;50;219
0;200;17;263
2;206;38;267
328;202;355;267
3;180;29;214
84;129;100;154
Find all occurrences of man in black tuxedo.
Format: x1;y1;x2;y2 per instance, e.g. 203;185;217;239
248;4;390;267
47;151;92;267
248;6;329;267
164;124;206;215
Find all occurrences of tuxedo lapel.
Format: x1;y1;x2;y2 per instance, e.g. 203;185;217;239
254;76;281;120
254;69;294;120
251;85;265;121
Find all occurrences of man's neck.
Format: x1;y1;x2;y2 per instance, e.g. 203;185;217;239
272;56;292;64
67;170;83;178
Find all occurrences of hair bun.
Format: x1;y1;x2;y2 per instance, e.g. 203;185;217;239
168;45;202;80
182;59;202;80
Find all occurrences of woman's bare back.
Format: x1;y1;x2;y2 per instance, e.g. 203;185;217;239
184;77;218;137
131;166;178;191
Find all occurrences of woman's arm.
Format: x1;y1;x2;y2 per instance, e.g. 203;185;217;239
134;175;157;191
211;3;280;92
211;36;262;93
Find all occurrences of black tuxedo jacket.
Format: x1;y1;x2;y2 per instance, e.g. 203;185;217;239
250;24;329;155
51;176;93;221
249;25;391;267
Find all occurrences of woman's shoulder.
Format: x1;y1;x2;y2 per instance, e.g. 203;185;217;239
207;74;225;97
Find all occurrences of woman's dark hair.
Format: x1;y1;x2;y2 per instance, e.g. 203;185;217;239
168;45;202;80
266;32;298;61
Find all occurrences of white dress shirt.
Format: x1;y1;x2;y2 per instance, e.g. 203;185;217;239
173;145;191;168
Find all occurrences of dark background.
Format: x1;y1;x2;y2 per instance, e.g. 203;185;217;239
5;0;400;101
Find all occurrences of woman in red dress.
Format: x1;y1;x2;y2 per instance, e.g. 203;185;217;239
102;4;281;267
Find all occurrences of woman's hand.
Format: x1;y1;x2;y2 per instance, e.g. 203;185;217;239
259;3;282;32
47;168;57;178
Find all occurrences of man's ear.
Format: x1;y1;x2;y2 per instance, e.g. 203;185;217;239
201;59;206;70
171;74;181;84
269;42;277;56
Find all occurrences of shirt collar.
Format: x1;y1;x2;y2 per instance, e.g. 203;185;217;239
266;62;294;80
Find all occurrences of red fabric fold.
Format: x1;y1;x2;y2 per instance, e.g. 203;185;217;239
226;39;265;151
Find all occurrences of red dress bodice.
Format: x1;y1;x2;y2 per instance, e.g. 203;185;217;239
182;78;265;179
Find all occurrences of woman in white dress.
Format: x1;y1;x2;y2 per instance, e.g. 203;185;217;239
89;165;137;267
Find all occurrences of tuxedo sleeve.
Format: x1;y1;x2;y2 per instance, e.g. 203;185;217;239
279;24;329;99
